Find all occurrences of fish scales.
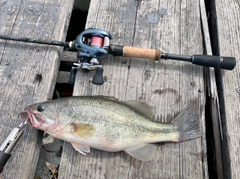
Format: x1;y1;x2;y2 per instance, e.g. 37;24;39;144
66;97;177;147
20;96;202;161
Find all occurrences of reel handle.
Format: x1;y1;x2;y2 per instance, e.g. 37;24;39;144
68;68;77;84
92;67;104;85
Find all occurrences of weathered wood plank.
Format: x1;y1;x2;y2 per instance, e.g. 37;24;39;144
57;51;77;83
211;1;240;178
0;0;74;178
61;51;78;62
200;1;223;178
59;0;208;178
57;71;70;83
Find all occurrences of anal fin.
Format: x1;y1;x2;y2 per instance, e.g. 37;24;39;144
124;144;157;161
71;142;91;155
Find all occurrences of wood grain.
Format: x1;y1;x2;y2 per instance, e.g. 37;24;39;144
57;71;71;83
58;0;208;178
211;0;240;178
0;0;74;178
61;51;78;62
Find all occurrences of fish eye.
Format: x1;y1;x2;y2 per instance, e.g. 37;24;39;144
37;104;45;112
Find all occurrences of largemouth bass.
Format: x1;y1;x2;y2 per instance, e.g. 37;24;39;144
21;96;201;161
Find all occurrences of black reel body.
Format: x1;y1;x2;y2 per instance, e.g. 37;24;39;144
69;28;112;85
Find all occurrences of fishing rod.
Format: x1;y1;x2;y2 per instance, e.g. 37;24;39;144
0;28;236;85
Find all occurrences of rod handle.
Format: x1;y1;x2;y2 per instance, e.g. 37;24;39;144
109;45;161;60
192;55;236;70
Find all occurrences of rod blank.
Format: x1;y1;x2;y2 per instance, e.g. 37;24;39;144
0;35;70;47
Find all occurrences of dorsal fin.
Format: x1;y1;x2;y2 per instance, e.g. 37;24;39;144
94;96;155;119
94;95;119;101
122;100;155;119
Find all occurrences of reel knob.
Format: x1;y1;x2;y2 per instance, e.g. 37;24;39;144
92;67;104;85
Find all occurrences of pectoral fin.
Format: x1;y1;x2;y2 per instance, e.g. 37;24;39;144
124;144;157;161
71;142;90;155
70;123;95;138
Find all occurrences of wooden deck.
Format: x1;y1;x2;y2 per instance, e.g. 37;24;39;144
211;1;240;179
60;0;207;178
0;0;75;178
0;0;238;178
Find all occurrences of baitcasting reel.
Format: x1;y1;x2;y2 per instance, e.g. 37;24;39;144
69;28;112;85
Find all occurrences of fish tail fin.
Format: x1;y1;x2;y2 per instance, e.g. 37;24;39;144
172;105;202;142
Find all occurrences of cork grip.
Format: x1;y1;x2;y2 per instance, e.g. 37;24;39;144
123;46;161;60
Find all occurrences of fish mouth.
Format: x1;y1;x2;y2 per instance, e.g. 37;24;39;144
20;108;44;127
20;111;30;124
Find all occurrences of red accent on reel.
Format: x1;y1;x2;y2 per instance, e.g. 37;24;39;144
90;36;104;47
